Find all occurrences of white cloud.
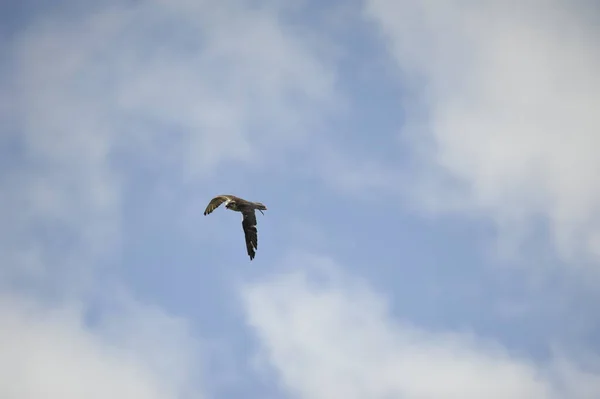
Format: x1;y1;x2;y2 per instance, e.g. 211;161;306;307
242;253;600;399
9;0;337;177
363;0;600;264
0;291;203;399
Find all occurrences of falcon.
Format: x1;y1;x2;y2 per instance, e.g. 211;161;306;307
203;194;267;260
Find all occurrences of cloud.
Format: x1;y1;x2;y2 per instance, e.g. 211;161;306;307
362;0;600;264
0;291;203;399
241;253;600;399
7;0;338;177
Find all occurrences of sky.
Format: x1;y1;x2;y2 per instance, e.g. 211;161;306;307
1;0;600;398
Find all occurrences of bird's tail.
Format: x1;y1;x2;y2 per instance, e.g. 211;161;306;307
254;202;267;215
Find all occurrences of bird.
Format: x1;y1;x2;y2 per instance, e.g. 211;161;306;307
203;194;267;260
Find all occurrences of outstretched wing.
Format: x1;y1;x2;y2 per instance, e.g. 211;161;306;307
204;195;232;215
241;210;258;260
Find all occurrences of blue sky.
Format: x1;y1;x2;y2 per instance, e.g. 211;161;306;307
2;0;600;398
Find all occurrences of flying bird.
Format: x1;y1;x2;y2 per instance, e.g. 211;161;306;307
203;194;267;260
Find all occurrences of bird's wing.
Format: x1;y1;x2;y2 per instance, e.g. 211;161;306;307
203;195;232;215
241;210;258;260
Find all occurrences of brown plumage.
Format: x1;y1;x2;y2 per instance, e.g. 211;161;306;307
203;195;267;260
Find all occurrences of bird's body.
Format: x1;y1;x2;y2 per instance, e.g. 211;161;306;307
203;194;267;260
